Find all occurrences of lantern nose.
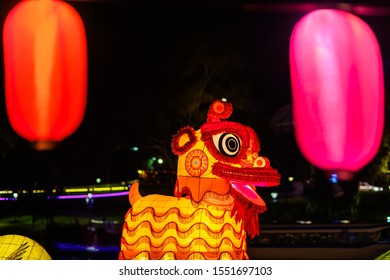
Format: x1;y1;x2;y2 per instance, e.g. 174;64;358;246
242;150;270;168
253;156;270;168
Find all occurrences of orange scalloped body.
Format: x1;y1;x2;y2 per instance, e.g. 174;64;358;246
119;183;248;260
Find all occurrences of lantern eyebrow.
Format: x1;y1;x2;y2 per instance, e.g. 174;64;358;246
200;121;252;163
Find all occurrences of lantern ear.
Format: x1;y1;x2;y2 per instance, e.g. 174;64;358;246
171;126;197;155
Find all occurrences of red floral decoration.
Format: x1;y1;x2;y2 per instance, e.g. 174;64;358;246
185;149;209;177
171;126;197;155
207;100;233;122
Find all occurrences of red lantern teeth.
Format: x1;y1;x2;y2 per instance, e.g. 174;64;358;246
3;0;88;150
211;162;281;187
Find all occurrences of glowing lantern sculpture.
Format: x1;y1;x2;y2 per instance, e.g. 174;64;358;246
0;235;51;260
289;9;384;180
119;100;280;260
375;250;390;260
3;0;88;150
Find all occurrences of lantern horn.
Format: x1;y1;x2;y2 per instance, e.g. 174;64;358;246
206;99;233;123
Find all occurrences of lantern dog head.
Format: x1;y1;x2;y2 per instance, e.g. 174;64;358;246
119;100;280;260
171;100;280;232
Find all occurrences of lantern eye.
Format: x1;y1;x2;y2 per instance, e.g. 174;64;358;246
212;133;241;157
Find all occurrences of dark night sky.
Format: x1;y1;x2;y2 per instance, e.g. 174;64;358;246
0;1;389;187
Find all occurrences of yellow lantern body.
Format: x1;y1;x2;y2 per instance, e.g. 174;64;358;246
0;235;51;260
120;182;247;260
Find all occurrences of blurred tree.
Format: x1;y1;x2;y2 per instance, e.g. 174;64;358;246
0;129;23;187
133;29;264;177
0;130;18;164
358;129;390;186
359;88;390;187
163;34;254;129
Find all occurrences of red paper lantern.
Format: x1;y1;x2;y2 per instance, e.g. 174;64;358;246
289;9;384;180
3;0;87;150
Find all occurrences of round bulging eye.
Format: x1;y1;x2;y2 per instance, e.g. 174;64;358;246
213;133;241;157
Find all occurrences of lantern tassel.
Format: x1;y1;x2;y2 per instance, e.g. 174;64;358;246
230;190;264;238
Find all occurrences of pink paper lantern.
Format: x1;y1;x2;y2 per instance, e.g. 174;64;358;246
289;9;384;180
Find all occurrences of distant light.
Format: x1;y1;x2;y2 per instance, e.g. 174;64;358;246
86;246;99;252
221;98;228;102
130;146;139;152
57;191;128;200
157;158;163;164
13;193;18;199
296;220;312;224
288;176;294;182
359;181;383;192
64;187;89;193
111;186;128;191
387;216;390;223
271;192;279;199
329;173;338;184
336;220;351;224
91;219;104;224
86;193;93;204
96;178;102;184
93;187;110;192
0;197;15;201
373;186;383;192
151;157;157;161
0;190;12;194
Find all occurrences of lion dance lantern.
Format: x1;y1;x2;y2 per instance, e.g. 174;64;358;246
119;100;281;260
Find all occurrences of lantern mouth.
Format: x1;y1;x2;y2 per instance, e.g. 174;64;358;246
211;162;279;214
33;141;57;151
211;162;281;187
